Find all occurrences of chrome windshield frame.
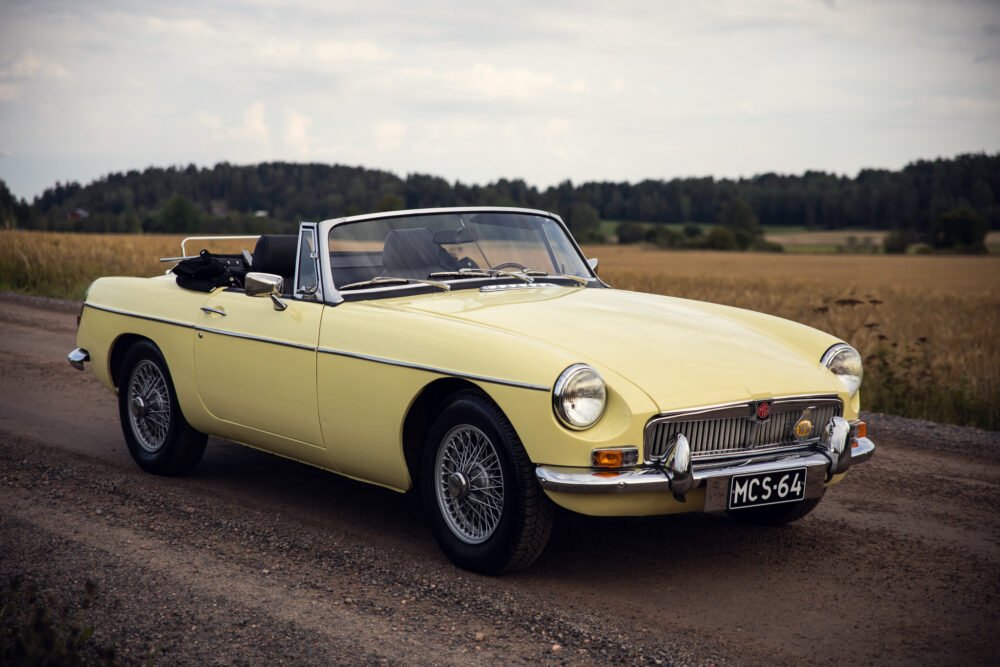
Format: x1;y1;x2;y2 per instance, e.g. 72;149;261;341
315;206;599;306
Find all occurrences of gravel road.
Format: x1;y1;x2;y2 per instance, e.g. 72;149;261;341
1;292;998;665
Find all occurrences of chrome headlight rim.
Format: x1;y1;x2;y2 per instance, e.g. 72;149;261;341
552;363;607;430
821;343;864;396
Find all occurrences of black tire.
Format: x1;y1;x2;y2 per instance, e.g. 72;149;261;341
421;390;554;575
117;341;207;476
727;494;824;526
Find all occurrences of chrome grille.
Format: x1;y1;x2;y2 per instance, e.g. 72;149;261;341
644;395;842;461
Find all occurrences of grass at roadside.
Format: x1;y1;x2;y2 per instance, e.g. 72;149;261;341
0;231;252;300
1;230;997;429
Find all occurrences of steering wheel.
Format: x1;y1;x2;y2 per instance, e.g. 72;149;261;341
491;261;528;271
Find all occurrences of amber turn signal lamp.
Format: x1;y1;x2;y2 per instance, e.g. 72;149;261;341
850;420;867;447
592;447;639;468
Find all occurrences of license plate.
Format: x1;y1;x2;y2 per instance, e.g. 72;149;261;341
727;467;807;510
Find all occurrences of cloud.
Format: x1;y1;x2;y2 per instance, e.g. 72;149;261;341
1;51;71;81
402;63;588;102
139;15;216;38
1;0;998;198
198;102;270;143
373;120;407;152
284;110;313;157
255;39;392;72
237;102;269;142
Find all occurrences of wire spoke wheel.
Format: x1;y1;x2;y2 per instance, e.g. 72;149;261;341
435;424;505;544
127;359;171;453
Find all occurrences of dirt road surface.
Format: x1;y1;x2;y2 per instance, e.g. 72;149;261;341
2;293;998;665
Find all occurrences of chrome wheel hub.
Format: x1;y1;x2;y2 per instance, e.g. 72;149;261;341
127;360;171;453
435;425;504;545
131;395;147;419
447;472;469;499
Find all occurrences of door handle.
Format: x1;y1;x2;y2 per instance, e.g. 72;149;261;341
200;306;227;316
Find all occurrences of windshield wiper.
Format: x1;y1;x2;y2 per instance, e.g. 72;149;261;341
518;269;590;285
428;268;532;283
340;276;451;292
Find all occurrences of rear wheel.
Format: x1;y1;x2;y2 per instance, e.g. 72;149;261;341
727;494;823;526
118;341;206;476
421;391;554;574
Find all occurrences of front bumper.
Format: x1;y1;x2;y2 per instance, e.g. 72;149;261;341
536;416;874;507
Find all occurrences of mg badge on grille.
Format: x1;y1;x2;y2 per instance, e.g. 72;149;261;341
755;401;772;422
793;407;816;440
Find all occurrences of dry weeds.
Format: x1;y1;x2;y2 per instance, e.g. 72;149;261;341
586;245;1000;429
1;231;996;428
0;231;253;299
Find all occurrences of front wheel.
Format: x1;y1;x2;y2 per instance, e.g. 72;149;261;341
421;391;554;574
118;341;207;476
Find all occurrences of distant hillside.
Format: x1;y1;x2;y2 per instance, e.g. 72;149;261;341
3;152;998;239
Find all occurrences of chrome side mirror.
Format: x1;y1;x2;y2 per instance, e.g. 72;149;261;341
587;257;599;272
244;272;287;311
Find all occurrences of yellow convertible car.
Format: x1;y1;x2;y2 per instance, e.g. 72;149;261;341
69;207;874;574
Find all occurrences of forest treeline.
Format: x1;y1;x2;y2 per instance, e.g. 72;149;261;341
1;152;997;245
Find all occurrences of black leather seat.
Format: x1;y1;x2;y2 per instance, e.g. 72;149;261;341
251;235;297;292
382;228;456;277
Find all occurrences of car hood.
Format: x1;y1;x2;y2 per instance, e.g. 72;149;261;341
374;285;844;411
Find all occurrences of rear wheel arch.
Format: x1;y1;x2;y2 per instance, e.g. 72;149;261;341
109;333;154;388
117;339;206;476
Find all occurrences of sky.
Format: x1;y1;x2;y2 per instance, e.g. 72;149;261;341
1;0;998;200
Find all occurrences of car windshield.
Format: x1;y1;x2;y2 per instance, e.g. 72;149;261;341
328;211;591;290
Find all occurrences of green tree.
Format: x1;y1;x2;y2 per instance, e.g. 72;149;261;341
717;198;761;250
929;207;988;253
0;179;18;229
705;227;737;250
646;226;683;248
156;195;202;233
615;222;645;244
568;202;601;241
682;223;703;238
883;230;911;254
376;193;404;212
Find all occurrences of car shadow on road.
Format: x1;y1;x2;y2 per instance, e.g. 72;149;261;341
184;438;842;581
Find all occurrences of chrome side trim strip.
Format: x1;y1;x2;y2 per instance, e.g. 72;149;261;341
317;347;549;391
84;303;195;329
196;326;316;352
82;303;546;390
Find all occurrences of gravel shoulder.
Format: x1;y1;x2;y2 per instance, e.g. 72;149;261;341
2;292;998;665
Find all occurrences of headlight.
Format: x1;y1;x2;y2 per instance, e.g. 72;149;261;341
821;343;863;396
552;364;607;429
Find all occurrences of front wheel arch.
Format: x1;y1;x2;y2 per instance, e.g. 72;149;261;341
401;377;485;490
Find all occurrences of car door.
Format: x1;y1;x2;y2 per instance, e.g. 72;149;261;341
193;228;325;462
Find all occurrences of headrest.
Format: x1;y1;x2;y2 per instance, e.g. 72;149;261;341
382;228;442;272
251;235;298;276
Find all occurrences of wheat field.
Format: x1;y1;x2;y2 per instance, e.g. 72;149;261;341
584;244;1000;429
1;231;997;428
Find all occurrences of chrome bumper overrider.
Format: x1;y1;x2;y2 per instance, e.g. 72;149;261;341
67;348;90;371
536;416;875;505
